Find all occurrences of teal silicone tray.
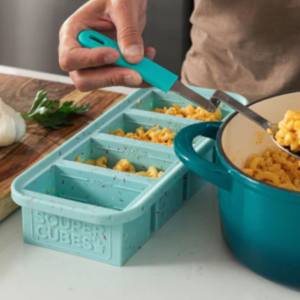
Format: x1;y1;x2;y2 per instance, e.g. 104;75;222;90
11;86;248;266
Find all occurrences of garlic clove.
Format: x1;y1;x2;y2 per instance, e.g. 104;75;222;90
0;112;17;147
0;98;16;118
14;112;26;142
0;98;26;147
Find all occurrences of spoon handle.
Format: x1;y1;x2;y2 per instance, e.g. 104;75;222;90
78;30;178;93
212;90;272;130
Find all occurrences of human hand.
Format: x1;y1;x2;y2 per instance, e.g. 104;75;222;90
59;0;155;91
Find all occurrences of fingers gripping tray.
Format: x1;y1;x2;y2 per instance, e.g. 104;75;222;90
12;86;248;266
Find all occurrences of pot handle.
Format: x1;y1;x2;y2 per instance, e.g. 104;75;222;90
174;122;232;191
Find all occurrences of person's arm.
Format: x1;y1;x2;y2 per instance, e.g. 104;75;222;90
58;0;155;91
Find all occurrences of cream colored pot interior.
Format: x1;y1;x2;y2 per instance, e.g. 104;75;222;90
221;92;300;169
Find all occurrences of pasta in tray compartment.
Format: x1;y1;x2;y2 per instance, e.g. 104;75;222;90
109;125;176;146
273;110;300;153
242;147;300;192
75;156;164;179
153;104;223;121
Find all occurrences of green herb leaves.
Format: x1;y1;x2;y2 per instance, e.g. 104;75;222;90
21;88;89;129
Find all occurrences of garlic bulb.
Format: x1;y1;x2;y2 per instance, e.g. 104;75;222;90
0;98;26;147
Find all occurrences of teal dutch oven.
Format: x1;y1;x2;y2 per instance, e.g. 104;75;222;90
174;91;300;288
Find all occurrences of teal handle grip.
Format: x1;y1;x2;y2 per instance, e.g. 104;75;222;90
78;30;178;93
174;122;232;191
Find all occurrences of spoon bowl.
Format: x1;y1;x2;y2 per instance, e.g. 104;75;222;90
212;91;300;160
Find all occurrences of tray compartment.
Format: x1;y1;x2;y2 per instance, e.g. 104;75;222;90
63;135;176;175
63;135;185;231
22;165;152;265
99;110;199;139
131;89;235;120
24;164;150;211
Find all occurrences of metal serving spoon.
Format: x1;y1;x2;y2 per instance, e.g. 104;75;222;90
211;90;300;159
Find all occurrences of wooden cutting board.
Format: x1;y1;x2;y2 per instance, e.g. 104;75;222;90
0;74;125;222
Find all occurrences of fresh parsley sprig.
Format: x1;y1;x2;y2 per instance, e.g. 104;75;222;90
21;88;89;130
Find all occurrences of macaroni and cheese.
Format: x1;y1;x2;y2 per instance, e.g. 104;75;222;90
109;126;176;146
274;110;300;153
242;147;300;192
75;156;163;179
154;104;222;121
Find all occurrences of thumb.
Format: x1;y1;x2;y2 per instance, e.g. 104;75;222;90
112;1;144;64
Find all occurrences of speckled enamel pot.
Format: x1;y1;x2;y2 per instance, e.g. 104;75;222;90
174;91;300;288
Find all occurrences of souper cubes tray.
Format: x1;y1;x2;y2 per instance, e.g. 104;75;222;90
12;87;248;266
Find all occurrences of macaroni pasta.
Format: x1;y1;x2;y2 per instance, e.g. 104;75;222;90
109;126;176;146
242;148;300;192
274;110;300;153
75;156;163;179
154;104;222;121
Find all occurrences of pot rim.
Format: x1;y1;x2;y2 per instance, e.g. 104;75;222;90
217;89;300;196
